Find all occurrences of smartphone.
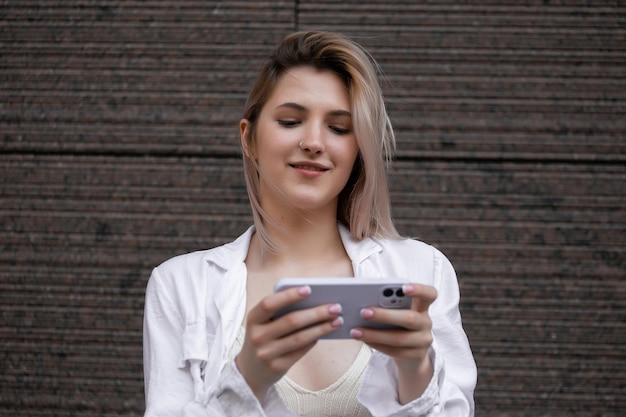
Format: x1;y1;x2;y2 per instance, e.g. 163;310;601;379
273;277;412;339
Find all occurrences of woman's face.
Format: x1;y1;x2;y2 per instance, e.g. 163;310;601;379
241;66;359;216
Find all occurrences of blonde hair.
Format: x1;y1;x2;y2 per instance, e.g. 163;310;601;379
241;31;400;250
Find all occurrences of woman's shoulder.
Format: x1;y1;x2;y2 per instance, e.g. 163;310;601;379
153;248;213;277
151;226;254;283
370;236;453;282
375;235;442;257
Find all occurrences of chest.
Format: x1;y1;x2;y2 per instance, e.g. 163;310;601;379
286;338;365;391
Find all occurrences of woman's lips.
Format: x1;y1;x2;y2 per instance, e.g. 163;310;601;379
290;162;329;177
291;164;328;172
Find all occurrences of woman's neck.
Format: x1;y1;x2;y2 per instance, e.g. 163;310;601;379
247;210;350;278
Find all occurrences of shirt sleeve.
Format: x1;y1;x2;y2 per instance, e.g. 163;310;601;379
143;267;296;417
357;246;477;416
182;361;296;417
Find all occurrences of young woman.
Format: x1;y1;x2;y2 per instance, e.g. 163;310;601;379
143;31;476;417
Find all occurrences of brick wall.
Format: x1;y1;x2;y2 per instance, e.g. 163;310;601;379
1;1;624;416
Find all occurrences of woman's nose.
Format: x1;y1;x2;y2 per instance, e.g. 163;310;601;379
299;124;325;154
298;140;323;154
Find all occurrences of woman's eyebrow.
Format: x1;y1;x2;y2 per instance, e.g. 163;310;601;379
328;109;352;118
276;102;351;117
276;102;306;112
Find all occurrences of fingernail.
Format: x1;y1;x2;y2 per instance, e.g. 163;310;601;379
328;303;342;314
331;316;344;328
402;284;415;294
360;308;374;319
298;285;311;296
350;328;363;339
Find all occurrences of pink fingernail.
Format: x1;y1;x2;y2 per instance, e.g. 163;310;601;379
360;308;374;319
328;303;342;314
298;285;311;296
331;316;344;328
350;328;363;339
402;284;415;294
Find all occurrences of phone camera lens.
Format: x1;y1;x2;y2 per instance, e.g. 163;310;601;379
383;288;394;297
396;289;404;297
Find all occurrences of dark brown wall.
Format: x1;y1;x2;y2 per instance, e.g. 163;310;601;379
1;1;624;416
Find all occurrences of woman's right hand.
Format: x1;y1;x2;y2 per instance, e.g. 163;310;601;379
235;285;343;402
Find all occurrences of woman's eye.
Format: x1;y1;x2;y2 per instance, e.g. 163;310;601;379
277;120;300;127
330;126;351;135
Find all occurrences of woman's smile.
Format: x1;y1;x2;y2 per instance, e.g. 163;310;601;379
290;161;330;177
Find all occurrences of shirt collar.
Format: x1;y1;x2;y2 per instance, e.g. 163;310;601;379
338;223;383;264
205;223;382;271
204;226;254;271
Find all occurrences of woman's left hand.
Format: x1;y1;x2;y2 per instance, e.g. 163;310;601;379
350;283;438;403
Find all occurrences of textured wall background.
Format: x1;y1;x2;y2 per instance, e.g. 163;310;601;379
1;1;625;416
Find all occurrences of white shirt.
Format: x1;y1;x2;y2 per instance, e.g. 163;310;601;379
143;225;476;416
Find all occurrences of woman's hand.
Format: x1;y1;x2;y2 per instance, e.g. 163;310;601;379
350;283;438;404
235;285;343;402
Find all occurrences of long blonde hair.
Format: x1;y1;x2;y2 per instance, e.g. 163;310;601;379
241;31;399;251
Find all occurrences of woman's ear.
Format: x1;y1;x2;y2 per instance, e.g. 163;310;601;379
239;119;254;159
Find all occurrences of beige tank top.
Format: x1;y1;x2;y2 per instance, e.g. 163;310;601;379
230;327;373;417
